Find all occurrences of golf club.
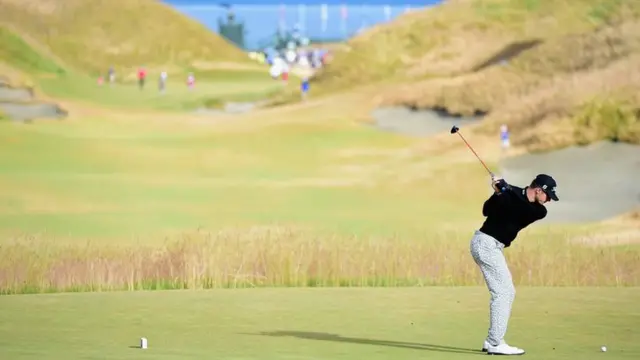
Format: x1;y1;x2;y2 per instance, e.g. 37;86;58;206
450;125;507;192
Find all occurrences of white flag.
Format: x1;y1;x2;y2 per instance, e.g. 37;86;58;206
341;4;348;35
279;4;286;31
320;4;328;33
298;4;306;32
384;5;391;21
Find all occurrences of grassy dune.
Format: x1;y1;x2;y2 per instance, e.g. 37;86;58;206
300;0;630;91
381;14;640;151
0;3;274;113
0;0;250;76
273;0;640;151
0;25;58;88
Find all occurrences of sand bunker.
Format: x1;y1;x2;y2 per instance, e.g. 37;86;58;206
500;141;640;223
370;106;484;137
0;86;32;102
0;80;67;122
0;102;67;121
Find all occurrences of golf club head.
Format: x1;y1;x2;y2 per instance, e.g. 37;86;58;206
450;125;459;134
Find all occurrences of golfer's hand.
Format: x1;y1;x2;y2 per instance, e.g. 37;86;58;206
492;178;509;193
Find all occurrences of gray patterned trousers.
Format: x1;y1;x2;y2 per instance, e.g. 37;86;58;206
470;230;516;346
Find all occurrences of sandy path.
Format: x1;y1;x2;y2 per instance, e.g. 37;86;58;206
0;102;67;121
370;106;482;137
500;141;640;223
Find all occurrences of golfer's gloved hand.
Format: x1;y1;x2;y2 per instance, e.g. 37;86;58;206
492;178;510;194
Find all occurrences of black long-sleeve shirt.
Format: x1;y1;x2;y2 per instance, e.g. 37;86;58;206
479;185;547;247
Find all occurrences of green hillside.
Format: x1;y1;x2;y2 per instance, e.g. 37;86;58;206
0;25;65;76
0;0;250;75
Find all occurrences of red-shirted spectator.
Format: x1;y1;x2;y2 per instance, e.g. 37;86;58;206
138;67;147;90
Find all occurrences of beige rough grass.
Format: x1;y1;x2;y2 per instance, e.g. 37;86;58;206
309;0;633;90
1;227;639;293
572;229;640;247
378;17;640;151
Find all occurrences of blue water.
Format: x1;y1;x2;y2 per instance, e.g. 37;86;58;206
164;1;443;50
168;0;440;4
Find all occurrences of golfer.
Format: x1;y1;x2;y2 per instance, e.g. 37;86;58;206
471;174;559;355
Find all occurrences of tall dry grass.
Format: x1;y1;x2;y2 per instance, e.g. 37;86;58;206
1;227;638;294
378;18;640;152
296;0;635;96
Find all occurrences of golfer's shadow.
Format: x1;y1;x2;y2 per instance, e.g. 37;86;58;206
248;330;482;355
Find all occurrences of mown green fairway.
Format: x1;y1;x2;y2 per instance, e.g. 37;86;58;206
0;287;638;360
0;103;495;243
35;71;280;112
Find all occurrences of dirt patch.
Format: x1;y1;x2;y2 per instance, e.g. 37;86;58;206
370;106;484;137
500;141;640;223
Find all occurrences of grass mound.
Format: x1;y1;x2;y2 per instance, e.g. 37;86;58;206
0;25;65;75
382;16;640;151
308;0;630;93
277;0;640;151
0;0;249;75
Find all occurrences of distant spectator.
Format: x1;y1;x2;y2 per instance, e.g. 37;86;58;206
280;61;290;83
286;49;297;64
138;67;147;90
298;51;310;68
269;62;282;80
312;49;323;68
159;71;167;93
187;72;195;89
321;51;329;66
108;66;116;84
300;78;310;100
271;57;286;81
500;124;510;150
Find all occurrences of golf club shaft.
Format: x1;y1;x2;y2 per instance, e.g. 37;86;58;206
455;132;495;179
